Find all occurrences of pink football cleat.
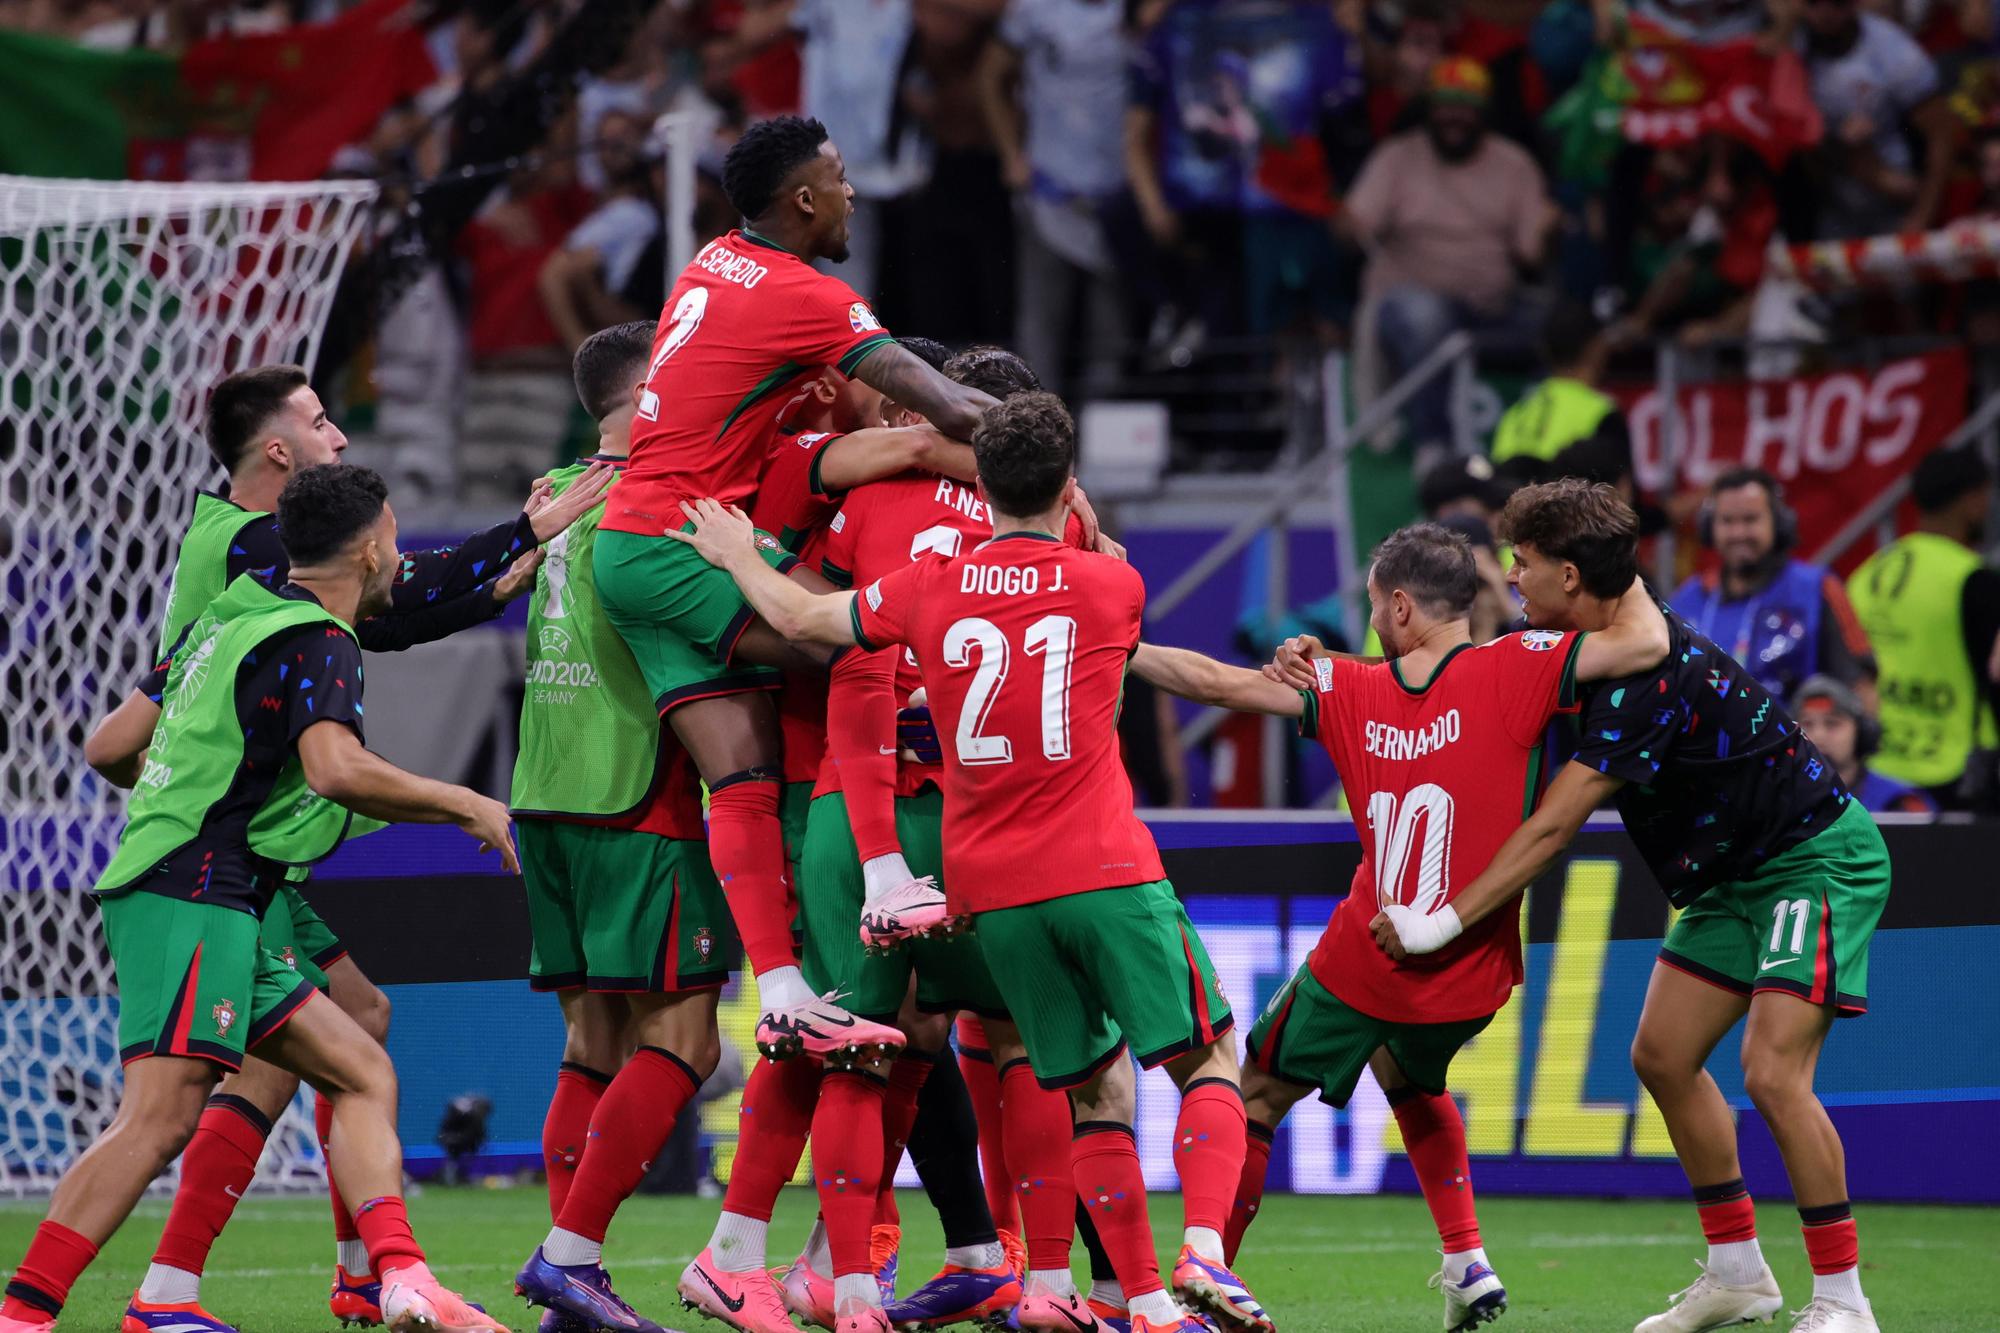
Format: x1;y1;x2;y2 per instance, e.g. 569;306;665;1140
776;1257;836;1330
379;1263;510;1333
1017;1289;1121;1332
858;878;954;951
677;1249;797;1333
756;992;905;1063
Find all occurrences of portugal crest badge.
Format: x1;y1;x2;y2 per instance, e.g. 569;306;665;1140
693;927;714;961
212;998;237;1039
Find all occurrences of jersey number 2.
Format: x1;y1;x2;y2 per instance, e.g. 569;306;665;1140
1367;784;1455;913
637;288;709;422
942;615;1075;764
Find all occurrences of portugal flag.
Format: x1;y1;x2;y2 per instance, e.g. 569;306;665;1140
0;0;435;182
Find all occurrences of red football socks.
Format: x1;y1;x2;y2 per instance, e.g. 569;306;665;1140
815;1070;887;1276
1388;1087;1482;1252
1173;1078;1247;1236
874;1052;932;1228
723;1056;823;1222
152;1094;272;1275
1001;1058;1075;1273
2;1220;98;1323
828;650;902;863
557;1047;700;1243
956;1019;1016;1234
1800;1202;1859;1274
1224;1119;1276;1265
315;1092;361;1245
542;1063;611;1220
351;1196;424;1279
1072;1122;1163;1299
1695;1177;1759;1245
706;779;797;975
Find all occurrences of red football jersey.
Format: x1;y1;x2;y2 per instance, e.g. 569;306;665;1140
817;475;1087;800
852;531;1164;914
602;230;895;536
751;425;843;553
1303;631;1583;1023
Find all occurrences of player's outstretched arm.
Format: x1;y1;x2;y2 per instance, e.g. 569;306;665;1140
819;425;977;489
297;721;519;873
1133;644;1304;717
84;690;162;788
851;342;997;441
1371;759;1621;958
1572;577;1670;681
669;498;861;647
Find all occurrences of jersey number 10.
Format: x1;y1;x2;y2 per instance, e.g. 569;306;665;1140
942;615;1077;765
1367;784;1455;914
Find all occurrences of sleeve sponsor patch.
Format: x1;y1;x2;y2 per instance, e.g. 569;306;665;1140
1315;656;1335;692
1518;629;1563;652
849;302;881;332
865;580;883;611
831;509;847;533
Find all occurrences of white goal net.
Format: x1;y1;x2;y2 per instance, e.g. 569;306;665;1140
0;176;376;1195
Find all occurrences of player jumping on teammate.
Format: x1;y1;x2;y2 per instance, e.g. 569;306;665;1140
668;393;1268;1333
594;115;1007;1064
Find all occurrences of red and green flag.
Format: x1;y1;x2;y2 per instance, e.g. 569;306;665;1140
0;0;435;182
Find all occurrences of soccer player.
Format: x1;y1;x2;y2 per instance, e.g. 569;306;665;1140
504;322;742;1333
100;365;609;1333
1374;480;1892;1333
666;393;1266;1333
1130;522;1669;1331
1;464;516;1333
770;349;1080;1332
594;114;998;1061
682;344;1023;1333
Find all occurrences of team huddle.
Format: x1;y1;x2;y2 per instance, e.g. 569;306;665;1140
1;117;1893;1333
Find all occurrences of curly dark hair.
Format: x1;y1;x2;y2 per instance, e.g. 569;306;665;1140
944;345;1041;402
721;116;829;221
898;336;953;373
972;391;1073;519
277;463;389;567
1497;478;1639;598
1370;523;1477;617
573;320;655;421
205;364;308;472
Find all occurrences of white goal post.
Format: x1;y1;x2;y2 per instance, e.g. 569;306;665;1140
0;175;376;1195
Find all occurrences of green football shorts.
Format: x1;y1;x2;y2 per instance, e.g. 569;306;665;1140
976;880;1232;1090
99;890;315;1071
594;525;795;714
520;818;739;992
257;880;344;992
1246;963;1493;1107
798;789;1007;1022
1658;799;1890;1016
782;780;812;948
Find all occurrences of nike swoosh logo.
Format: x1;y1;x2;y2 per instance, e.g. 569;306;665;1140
879;745;896;755
1049;1304;1094;1333
1759;958;1791;972
694;1268;746;1313
805;1012;858;1029
224;1185;244;1199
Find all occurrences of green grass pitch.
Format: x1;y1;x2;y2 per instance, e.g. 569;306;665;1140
4;1187;1989;1331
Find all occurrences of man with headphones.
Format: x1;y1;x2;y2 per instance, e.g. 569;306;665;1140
1792;675;1937;814
1672;467;1876;703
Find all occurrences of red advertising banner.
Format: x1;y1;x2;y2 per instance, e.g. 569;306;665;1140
1611;347;1969;571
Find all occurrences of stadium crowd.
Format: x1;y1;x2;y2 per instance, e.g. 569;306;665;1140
9;0;2000;477
5;0;1998;808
